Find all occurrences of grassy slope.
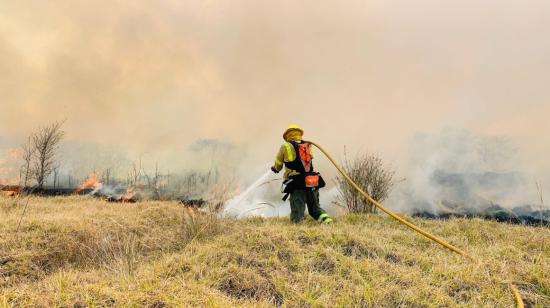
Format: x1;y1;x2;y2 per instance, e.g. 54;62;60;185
0;196;549;307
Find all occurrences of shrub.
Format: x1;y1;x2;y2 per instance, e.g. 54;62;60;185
336;151;395;213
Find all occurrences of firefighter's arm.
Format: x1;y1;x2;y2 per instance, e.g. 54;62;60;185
271;145;285;173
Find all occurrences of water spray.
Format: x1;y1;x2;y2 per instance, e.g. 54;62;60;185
224;169;273;217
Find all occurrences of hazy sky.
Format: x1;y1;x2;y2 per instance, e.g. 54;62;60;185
1;1;549;186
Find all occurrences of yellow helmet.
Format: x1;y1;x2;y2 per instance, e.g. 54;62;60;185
283;124;304;141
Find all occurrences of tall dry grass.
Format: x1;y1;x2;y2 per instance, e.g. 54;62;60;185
0;196;220;285
1;195;549;307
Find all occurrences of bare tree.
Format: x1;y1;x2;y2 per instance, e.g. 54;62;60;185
129;159;142;186
20;136;35;188
52;166;60;189
102;168;112;185
336;150;395;213
31;121;65;188
144;163;162;199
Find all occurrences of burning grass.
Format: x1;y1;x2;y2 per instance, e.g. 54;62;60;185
1;196;549;307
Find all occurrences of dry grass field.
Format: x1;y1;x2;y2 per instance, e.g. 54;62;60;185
0;196;549;307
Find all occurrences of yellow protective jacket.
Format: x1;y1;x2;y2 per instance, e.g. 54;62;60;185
273;139;314;179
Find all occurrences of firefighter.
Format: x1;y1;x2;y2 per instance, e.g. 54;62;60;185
271;124;333;224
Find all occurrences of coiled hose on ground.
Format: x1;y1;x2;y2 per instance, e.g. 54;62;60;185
309;141;524;308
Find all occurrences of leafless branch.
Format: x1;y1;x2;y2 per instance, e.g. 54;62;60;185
31;121;65;188
20;136;35;188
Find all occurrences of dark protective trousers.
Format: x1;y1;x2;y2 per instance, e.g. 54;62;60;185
289;189;327;223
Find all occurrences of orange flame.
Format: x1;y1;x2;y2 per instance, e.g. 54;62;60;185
1;190;17;197
74;175;101;194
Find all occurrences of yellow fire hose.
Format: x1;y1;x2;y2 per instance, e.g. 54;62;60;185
309;141;524;308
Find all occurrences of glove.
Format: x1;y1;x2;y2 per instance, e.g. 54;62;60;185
270;166;280;174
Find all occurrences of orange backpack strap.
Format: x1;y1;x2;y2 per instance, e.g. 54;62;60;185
284;140;314;173
298;141;313;172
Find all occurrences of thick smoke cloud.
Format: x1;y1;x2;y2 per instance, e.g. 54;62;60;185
0;1;549;206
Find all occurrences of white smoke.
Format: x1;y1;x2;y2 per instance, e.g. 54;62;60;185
390;129;544;214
